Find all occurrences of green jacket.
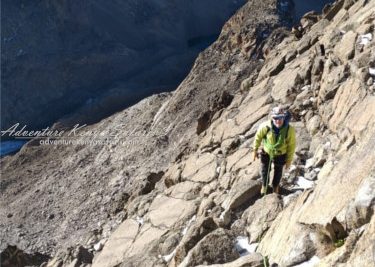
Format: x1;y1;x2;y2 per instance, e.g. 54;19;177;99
253;120;296;164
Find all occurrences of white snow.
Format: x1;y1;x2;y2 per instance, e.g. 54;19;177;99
247;243;259;253
305;158;315;169
359;33;372;45
293;256;320;267
284;164;296;179
234;236;259;256
313;168;321;173
216;166;221;174
93;241;105;251
219;211;226;221
293;176;315;189
181;215;196;235
324;141;331;149
354;176;375;207
356;224;367;235
136;216;144;225
301;85;311;91
369;67;375;76
289;164;297;172
151;99;170;128
159;248;176;263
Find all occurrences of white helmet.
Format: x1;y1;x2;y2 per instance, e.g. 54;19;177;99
270;106;286;119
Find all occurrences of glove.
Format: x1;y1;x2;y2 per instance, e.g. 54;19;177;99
253;150;258;161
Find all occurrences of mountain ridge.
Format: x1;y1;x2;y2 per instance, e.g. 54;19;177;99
2;0;374;266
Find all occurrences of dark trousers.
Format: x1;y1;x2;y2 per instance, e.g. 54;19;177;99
260;150;287;187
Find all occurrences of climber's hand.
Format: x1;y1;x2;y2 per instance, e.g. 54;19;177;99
253;150;258;161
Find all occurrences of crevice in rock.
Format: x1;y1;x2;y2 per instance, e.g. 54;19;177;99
173;216;218;266
141;171;165;195
197;91;234;136
323;0;344;21
0;245;50;267
110;192;130;215
68;246;94;265
225;136;243;155
197;110;213;135
310;217;349;247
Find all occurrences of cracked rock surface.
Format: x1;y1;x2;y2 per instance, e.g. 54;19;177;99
2;0;375;267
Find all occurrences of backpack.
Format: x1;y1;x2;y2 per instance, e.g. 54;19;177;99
263;118;290;158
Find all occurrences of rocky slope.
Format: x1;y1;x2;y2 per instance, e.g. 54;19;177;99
2;0;375;266
1;0;294;264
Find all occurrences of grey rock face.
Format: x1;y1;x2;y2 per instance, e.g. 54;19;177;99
178;228;239;267
1;0;291;261
4;0;375;267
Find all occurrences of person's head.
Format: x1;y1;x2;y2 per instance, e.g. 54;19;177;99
270;106;286;128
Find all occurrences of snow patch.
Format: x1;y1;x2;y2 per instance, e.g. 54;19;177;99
369;67;375;76
93;240;106;251
293;256;320;267
305;158;315;169
151;98;171;128
219;211;225;221
293;176;315;189
181;215;196;236
289;164;297;172
234;236;258;256
354;176;375;207
301;85;311;91
324;141;331;149
159;248;176;263
359;33;372;45
313;168;321;173
136;216;144;225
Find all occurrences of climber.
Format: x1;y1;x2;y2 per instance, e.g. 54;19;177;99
252;106;296;195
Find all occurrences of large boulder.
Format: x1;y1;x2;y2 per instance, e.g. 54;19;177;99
181;153;219;183
257;191;324;266
147;195;197;229
92;219;139;267
242;194;283;243
178;228;240;267
334;31;357;63
221;180;261;210
171;217;218;267
344;215;375;267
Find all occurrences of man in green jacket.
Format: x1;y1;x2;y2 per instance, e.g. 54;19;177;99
252;106;296;195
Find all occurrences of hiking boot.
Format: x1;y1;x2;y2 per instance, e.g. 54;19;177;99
273;185;280;194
